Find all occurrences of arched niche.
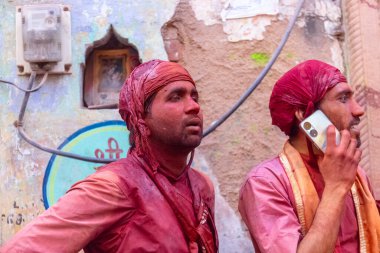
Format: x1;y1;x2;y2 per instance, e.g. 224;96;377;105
83;25;141;109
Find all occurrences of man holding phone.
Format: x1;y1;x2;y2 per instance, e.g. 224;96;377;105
239;60;380;252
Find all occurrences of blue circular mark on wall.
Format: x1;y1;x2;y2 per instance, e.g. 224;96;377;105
43;120;130;209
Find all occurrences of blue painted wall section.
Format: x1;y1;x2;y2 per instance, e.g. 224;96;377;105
43;120;130;208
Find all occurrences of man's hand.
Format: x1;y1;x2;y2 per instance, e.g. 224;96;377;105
298;125;362;253
318;125;361;194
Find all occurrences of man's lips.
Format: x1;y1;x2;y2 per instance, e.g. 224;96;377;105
348;118;361;135
350;124;360;135
185;118;203;131
349;118;361;135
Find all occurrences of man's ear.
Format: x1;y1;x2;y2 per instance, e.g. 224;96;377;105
295;109;305;122
139;120;151;137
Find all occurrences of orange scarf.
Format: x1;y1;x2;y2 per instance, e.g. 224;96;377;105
279;141;380;253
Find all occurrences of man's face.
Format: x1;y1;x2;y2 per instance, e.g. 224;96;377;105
144;80;203;151
319;82;365;146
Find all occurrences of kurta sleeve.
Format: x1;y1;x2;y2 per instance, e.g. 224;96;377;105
238;165;302;253
1;170;134;253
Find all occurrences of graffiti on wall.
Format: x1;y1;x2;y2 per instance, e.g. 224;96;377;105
42;120;130;208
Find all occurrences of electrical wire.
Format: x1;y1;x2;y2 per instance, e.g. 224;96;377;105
202;0;305;137
13;71;115;164
18;127;115;163
0;72;48;92
17;72;37;123
10;0;305;164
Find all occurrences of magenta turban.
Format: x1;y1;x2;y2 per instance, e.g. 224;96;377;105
119;59;195;155
269;60;347;136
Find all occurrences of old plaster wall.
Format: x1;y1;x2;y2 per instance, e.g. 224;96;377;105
0;0;356;252
343;0;380;198
169;0;344;216
0;0;178;246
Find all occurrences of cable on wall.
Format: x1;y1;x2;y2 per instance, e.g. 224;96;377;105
12;71;115;164
0;72;48;93
4;0;305;164
203;0;305;137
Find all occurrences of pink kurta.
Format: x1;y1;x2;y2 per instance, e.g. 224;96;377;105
239;155;371;253
1;155;216;253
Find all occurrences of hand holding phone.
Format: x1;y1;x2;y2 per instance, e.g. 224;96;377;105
299;110;340;153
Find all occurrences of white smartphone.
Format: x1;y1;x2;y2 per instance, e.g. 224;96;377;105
299;110;340;152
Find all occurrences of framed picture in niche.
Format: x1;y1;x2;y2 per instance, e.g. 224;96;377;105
93;49;130;105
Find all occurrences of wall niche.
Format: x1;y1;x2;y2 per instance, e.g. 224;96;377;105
83;25;141;109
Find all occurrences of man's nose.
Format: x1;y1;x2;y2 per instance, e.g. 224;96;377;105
352;99;365;117
185;97;201;114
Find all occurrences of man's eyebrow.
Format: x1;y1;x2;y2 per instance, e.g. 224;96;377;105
166;86;197;95
191;87;199;95
334;89;353;97
167;87;187;95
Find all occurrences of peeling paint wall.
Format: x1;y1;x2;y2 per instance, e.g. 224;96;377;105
163;0;345;251
0;0;178;246
1;0;370;252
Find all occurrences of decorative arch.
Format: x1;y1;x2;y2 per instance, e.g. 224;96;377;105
83;25;141;109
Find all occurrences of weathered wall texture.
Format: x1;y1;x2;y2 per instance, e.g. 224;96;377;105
1;0;373;252
343;0;380;198
166;0;344;227
0;0;179;246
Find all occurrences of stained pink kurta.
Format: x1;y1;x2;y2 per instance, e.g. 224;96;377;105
239;155;371;253
1;155;216;253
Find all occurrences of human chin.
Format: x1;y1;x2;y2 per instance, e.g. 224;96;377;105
184;134;202;148
348;120;361;142
348;128;361;148
356;137;361;148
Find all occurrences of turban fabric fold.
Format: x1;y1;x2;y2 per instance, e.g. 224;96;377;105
119;59;195;157
269;60;347;136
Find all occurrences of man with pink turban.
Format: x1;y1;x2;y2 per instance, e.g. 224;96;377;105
239;60;380;253
1;60;218;252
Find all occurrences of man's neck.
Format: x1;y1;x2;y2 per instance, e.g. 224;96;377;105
148;142;191;178
289;132;323;156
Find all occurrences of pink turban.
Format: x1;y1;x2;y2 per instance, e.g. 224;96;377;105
269;60;347;136
119;59;195;156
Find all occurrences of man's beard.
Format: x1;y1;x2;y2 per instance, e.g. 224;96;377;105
355;136;361;148
349;117;361;148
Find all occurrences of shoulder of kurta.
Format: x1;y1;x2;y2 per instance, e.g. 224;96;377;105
243;156;285;181
239;156;290;197
92;158;145;185
69;169;126;197
74;159;140;197
91;169;123;182
189;168;214;192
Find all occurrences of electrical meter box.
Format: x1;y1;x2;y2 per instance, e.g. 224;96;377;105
16;4;72;75
22;5;62;63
